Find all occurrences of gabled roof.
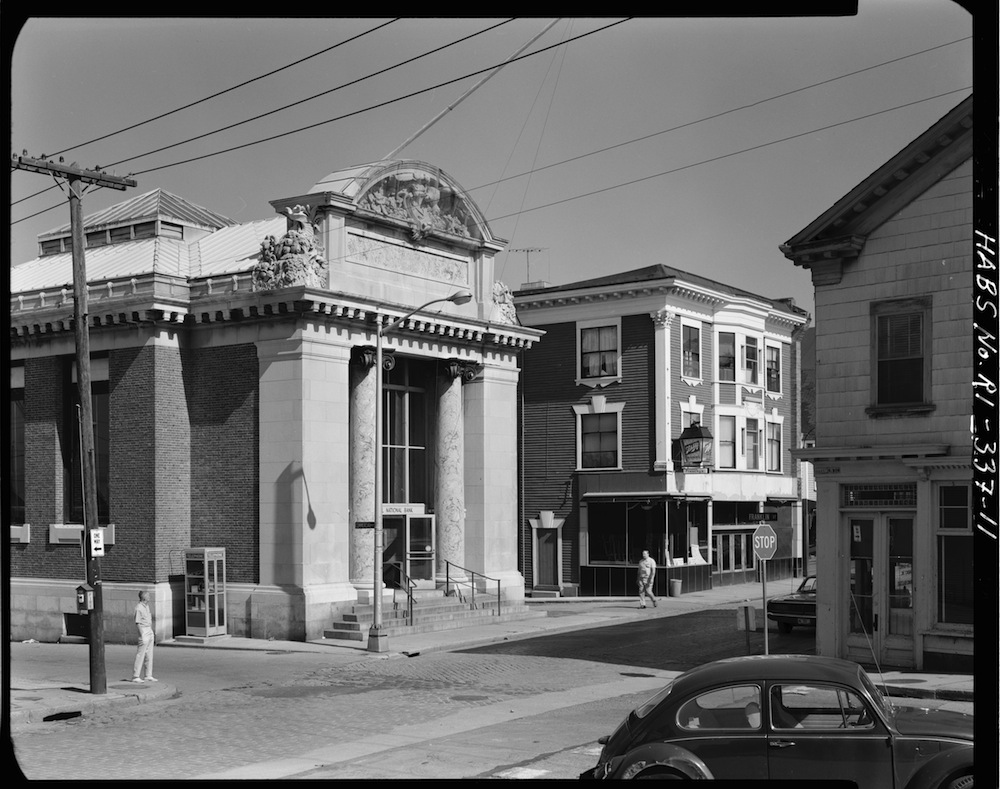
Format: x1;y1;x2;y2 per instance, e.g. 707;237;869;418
780;95;973;267
39;188;238;239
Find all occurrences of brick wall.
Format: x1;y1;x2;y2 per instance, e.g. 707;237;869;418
12;356;71;578
187;344;259;584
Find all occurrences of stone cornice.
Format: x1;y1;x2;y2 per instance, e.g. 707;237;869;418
9;272;542;350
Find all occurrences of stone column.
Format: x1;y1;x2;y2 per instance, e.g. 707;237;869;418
435;362;466;585
349;347;377;593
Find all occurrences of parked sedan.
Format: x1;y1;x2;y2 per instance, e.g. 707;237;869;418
767;574;817;633
580;654;973;788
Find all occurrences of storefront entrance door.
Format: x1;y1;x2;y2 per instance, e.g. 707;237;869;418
383;514;436;589
846;515;914;668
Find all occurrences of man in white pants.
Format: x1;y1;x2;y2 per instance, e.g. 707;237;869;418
132;591;157;682
637;550;658;608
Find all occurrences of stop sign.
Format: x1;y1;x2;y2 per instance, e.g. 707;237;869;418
752;523;777;561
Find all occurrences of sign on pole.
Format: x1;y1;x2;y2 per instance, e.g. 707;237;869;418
753;523;777;655
752;523;778;560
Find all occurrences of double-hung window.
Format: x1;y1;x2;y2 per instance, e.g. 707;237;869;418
744;337;759;385
871;298;931;411
575;398;625;470
766;421;782;472
766;345;781;393
745;418;761;470
682;324;701;379
718;332;736;382
718;416;736;469
578;318;621;385
936;485;973;625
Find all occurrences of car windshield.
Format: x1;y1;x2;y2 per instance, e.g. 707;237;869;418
799;577;817;593
857;666;892;716
635;682;674;719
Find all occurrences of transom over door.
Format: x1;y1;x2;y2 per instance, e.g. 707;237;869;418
847;515;914;668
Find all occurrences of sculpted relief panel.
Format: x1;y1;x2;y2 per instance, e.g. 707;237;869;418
348;234;468;286
357;172;479;242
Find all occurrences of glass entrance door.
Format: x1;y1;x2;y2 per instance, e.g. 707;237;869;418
383;513;435;589
847;515;914;667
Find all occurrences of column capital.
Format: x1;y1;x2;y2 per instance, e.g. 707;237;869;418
442;358;482;381
651;309;675;328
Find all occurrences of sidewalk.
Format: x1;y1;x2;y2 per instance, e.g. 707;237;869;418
8;578;973;728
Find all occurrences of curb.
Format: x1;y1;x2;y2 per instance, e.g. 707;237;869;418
9;682;175;727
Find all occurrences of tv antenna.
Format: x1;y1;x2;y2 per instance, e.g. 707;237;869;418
509;247;547;283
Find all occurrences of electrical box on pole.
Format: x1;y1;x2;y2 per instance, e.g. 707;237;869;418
11;153;136;695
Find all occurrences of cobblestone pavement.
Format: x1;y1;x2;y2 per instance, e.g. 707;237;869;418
11;652;640;780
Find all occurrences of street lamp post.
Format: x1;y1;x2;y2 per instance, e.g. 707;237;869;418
368;290;473;653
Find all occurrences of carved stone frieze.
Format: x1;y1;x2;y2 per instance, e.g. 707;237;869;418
357;172;478;242
348;235;467;284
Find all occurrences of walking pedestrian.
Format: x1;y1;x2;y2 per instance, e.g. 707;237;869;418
132;590;157;682
637;550;658;608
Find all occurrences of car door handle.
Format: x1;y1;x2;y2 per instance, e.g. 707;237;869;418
769;740;796;748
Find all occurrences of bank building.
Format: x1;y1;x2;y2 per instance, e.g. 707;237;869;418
9;160;543;646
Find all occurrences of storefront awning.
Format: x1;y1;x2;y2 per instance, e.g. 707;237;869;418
581;491;711;502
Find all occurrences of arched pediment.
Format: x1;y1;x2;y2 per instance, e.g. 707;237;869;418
309;160;493;244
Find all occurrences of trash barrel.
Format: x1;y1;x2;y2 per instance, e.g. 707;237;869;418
669;579;682;597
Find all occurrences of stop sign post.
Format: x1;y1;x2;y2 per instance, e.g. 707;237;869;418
753;524;778;654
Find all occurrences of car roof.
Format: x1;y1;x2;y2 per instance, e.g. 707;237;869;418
672;654;864;695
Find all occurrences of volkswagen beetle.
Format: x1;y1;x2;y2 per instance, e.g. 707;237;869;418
580;654;973;787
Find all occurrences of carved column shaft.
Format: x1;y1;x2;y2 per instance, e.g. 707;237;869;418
435;368;466;583
349;350;377;589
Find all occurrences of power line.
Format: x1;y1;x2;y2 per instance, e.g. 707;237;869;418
488;87;972;223
123;19;630;176
468;35;972;194
52;18;402;159
102;19;518;170
10;18;623;227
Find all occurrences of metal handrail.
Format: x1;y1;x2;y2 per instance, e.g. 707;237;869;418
384;561;416;624
444;561;501;617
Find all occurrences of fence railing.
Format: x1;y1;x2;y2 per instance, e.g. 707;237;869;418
384;561;416;623
444;561;501;617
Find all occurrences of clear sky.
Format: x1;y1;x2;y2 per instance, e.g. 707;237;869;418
8;6;974;317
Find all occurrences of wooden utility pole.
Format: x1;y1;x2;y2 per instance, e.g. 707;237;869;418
11;154;136;694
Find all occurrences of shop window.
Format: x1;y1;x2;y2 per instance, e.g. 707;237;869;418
587;500;665;565
766;345;781;393
937;485;973;625
682;324;701;379
870;298;931;411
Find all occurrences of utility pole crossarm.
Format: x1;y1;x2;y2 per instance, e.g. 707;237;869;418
11;154;136;190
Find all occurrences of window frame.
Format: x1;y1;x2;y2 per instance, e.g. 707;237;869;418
868;297;933;415
573;398;625;471
681;320;702;382
935;483;973;628
9;364;25;524
576;317;622;388
766;419;782;473
765;343;782;395
744;337;760;385
718;331;736;382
